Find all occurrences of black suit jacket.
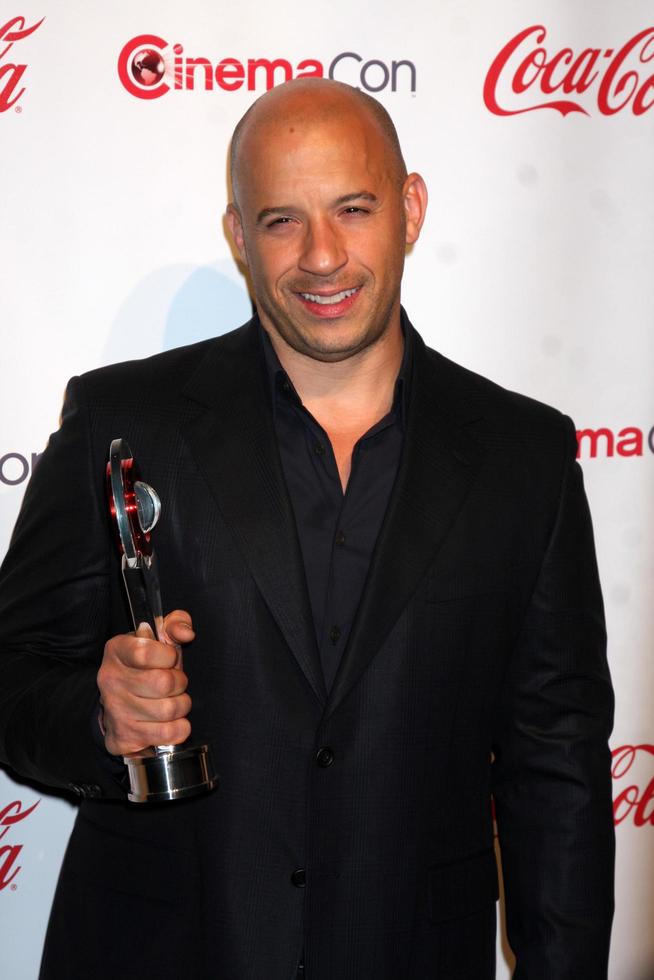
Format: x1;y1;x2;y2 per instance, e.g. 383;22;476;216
0;315;614;980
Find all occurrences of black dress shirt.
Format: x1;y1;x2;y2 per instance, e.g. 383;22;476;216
261;323;412;690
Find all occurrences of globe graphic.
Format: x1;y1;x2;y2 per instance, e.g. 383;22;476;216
131;49;165;87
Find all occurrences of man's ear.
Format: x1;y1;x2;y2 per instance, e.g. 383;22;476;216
226;203;248;264
403;173;428;245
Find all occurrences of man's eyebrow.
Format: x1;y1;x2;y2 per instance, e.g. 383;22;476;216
333;191;379;207
256;192;379;225
256;206;295;224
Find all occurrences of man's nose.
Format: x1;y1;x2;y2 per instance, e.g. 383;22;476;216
298;219;347;277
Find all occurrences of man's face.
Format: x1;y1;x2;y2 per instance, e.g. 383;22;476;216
227;105;426;362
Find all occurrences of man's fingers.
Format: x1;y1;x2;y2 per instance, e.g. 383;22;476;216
129;637;181;671
98;617;195;757
99;656;188;705
124;666;189;701
148;717;191;748
104;633;179;671
163;609;195;645
134;621;155;640
116;690;192;723
104;717;191;757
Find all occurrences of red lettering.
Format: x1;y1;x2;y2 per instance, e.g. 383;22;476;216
512;47;547;93
617;427;644;457
576;428;614;458
562;49;601;93
613;784;639;825
0;16;44;111
483;25;588;117
185;57;212;91
598;28;654;114
0;62;25;110
0;799;39;835
0;16;44;57
0;844;21;890
485;26;654;117
635;777;654;826
117;34;169;100
611;745;654;827
633;72;654;114
296;59;323;79
484;25;545;113
215;58;244;91
0;799;40;889
541;48;575;94
247;58;293;91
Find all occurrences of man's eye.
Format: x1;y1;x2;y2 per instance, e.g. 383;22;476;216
267;216;294;227
342;206;369;216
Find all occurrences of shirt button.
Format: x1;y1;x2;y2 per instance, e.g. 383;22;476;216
316;746;335;768
291;869;306;888
335;530;346;546
314;443;325;456
329;626;341;644
281;379;291;393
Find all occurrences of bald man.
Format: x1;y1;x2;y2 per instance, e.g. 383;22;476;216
0;80;614;980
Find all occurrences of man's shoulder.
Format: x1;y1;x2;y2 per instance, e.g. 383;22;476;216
78;318;258;397
417;333;572;445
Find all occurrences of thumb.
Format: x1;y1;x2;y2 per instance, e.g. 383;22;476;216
135;621;155;639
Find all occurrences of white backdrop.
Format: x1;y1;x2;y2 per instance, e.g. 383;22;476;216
1;2;653;977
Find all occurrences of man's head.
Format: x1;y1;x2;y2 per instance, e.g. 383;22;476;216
226;78;427;363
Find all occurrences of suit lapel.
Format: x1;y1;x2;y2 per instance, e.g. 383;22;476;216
177;318;484;715
326;329;486;717
179;320;326;704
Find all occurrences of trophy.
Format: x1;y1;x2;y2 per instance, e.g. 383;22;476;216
106;438;217;803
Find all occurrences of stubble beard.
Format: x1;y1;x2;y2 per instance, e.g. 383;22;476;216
255;284;399;365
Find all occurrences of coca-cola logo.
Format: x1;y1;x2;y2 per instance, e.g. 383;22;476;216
117;34;416;99
0;15;44;113
612;745;654;827
0;799;40;890
576;425;654;459
484;25;654;117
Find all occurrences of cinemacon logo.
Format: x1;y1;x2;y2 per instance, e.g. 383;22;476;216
485;24;654;116
576;426;654;459
118;34;416;99
1;452;41;485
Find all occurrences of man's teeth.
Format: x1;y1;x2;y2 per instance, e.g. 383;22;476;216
300;287;358;305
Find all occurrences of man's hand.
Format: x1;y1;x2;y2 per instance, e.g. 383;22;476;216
97;610;195;756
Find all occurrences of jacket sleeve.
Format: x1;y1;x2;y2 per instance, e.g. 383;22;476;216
492;416;615;979
0;376;126;799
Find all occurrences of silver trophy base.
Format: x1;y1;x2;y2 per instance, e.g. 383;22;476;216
124;742;218;804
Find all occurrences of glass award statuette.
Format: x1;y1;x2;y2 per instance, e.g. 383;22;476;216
106;438;217;803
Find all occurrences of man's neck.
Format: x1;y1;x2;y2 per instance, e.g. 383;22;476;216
263;316;404;436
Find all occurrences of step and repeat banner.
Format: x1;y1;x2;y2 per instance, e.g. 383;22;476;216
1;2;653;977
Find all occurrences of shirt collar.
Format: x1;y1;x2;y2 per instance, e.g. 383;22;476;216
259;310;413;428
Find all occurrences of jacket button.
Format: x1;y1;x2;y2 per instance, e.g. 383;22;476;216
316;746;334;768
291;869;306;888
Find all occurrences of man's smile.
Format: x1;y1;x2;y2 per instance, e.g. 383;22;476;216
295;285;362;318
